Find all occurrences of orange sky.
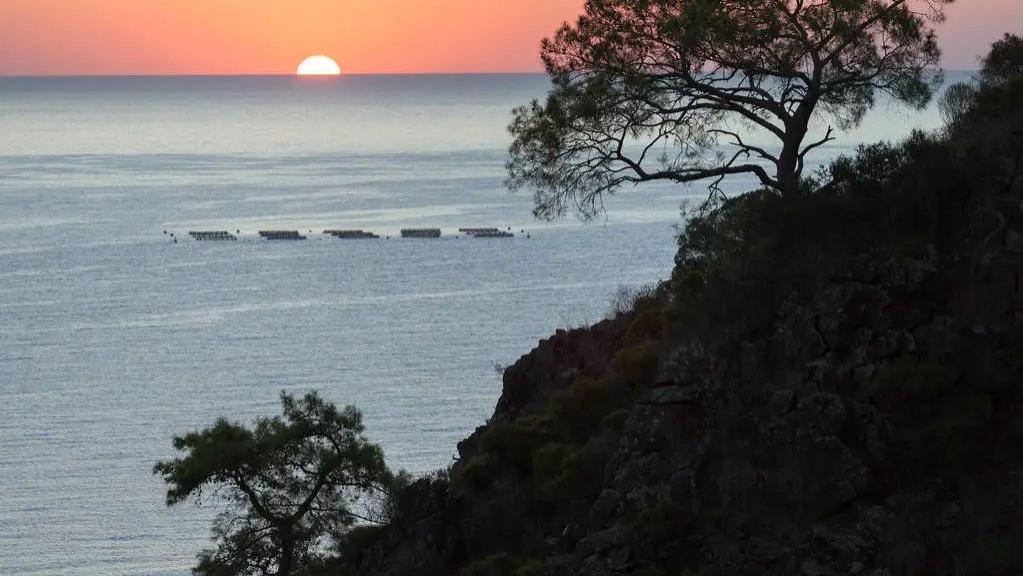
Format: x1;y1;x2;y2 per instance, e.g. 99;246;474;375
0;0;1019;75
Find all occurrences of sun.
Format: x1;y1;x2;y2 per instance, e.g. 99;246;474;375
296;55;341;76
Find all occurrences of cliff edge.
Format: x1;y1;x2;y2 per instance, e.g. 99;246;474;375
337;72;1023;576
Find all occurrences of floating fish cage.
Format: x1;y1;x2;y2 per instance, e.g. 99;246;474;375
401;228;442;238
171;226;520;243
189;231;237;241
324;230;380;239
468;230;514;238
259;230;306;240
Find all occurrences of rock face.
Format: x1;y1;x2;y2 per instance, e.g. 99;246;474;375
352;241;1023;575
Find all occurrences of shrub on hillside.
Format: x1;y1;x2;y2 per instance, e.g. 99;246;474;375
531;442;573;484
669;56;1023;342
548;377;626;440
478;419;551;476
624;307;669;345
464;501;541;567
337;525;387;566
459;453;500;492
610;342;660;388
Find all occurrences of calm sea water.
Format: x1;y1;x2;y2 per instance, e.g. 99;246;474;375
0;74;953;575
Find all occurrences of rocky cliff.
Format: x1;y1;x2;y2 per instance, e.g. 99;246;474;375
339;73;1023;576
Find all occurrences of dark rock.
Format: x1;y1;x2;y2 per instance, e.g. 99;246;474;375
606;547;631;572
1006;229;1023;254
649;384;699;405
800;393;848;436
769;389;796;415
576;526;623;557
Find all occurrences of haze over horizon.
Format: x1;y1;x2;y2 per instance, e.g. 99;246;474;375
1;0;1020;77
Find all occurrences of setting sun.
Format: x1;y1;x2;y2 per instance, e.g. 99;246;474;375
296;55;341;76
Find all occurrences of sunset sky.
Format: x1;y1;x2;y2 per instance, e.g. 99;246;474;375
0;1;1020;76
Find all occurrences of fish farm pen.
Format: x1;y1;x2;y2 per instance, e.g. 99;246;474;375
401;228;443;238
324;230;380;239
259;231;307;240
172;226;527;242
188;231;237;241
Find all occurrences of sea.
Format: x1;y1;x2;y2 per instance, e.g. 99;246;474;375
0;73;957;575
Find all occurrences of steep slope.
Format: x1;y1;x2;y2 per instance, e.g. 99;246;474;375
340;78;1023;576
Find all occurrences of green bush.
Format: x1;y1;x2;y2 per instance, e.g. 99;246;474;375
601;408;630;432
338;524;386;564
673;270;706;300
624;307;669;345
662;34;1023;352
668;131;966;340
478;420;550;475
610;342;660;388
464;499;542;568
548;377;626;440
558;443;605;500
530;440;608;502
672;190;807;334
458;454;499;492
531;442;573;483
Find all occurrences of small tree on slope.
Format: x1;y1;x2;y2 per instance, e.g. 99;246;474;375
154;392;396;576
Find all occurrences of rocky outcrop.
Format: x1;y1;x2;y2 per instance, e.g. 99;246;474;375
353;237;1023;575
346;93;1023;576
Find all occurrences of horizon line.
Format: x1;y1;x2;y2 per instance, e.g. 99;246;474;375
0;69;983;80
0;71;552;79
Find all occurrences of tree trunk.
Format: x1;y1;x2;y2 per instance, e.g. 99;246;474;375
278;528;294;576
778;127;807;196
777;96;819;196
